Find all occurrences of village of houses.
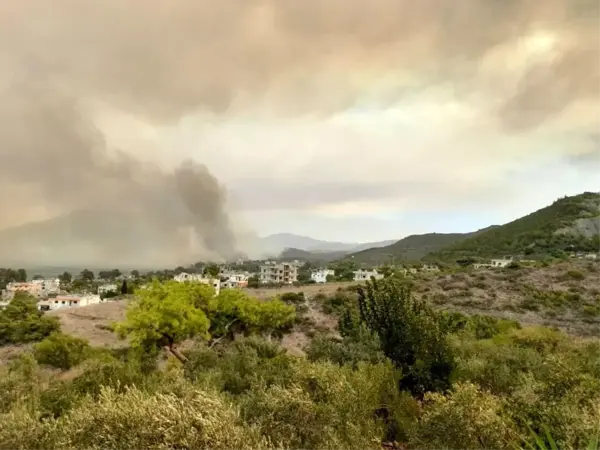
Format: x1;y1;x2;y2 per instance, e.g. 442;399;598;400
2;253;596;313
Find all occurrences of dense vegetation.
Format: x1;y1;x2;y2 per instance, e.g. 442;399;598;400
0;277;598;449
429;192;600;261
0;293;60;345
343;232;477;265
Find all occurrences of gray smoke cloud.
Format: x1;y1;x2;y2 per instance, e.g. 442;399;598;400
0;0;597;266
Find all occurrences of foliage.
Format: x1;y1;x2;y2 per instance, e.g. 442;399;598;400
79;269;95;281
414;382;517;449
58;271;72;285
306;327;386;368
116;281;295;362
0;293;60;345
354;278;455;396
115;280;213;361
0;267;27;289
33;333;91;370
430;192;600;261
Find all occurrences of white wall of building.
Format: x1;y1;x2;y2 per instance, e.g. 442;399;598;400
353;270;384;281
311;269;335;283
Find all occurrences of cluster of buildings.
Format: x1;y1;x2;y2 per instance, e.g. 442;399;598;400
1;278;61;302
173;270;252;295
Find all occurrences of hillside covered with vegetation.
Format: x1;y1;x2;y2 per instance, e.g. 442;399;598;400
1;273;599;450
426;192;599;262
341;232;479;265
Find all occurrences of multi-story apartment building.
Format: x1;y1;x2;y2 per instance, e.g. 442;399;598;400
259;262;298;284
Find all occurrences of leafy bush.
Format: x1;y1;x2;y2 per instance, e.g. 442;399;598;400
0;294;60;345
306;327;386;368
354;278;455;396
413;382;517;449
33;333;91;370
565;270;585;281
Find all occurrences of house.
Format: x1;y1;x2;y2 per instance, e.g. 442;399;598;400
311;269;335;283
221;272;249;289
422;264;440;272
353;269;384;282
259;262;298;284
48;294;102;310
173;272;220;295
473;263;492;269
98;284;118;295
491;256;514;268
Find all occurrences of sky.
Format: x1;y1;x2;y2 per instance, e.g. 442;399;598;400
0;0;598;265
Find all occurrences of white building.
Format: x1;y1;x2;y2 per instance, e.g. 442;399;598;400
46;294;102;310
491;257;513;268
2;278;61;301
259;262;299;284
422;264;440;272
98;284;118;295
173;272;220;295
311;269;335;283
353;269;384;282
221;272;249;289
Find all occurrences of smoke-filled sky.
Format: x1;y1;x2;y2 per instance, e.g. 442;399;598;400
0;0;598;266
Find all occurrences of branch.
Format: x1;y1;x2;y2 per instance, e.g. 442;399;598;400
209;318;239;349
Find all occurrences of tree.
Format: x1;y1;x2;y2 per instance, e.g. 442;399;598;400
204;264;220;278
116;280;295;363
115;280;214;363
120;280;128;295
0;293;60;345
247;275;260;288
32;274;45;280
58;271;72;285
130;270;140;278
79;269;94;281
16;268;27;282
354;278;455;397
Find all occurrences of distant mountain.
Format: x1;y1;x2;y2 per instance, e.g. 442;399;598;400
426;192;600;262
343;232;481;265
259;233;396;256
278;247;349;262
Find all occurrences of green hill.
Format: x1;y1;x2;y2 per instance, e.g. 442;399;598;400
427;192;600;262
341;232;480;265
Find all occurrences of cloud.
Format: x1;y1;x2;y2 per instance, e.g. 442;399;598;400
0;0;597;263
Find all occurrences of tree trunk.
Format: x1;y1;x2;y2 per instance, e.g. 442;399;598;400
166;344;188;363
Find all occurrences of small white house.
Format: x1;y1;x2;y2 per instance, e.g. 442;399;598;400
311;269;335;283
491;257;513;268
422;264;440;272
221;273;249;289
353;270;384;282
48;294;102;310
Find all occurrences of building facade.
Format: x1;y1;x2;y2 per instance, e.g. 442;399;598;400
311;269;335;283
353;269;384;282
259;262;299;284
173;272;220;295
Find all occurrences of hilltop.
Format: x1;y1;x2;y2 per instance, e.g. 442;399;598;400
427;192;600;262
340;231;482;265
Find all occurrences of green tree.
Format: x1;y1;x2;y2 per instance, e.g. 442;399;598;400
33;332;91;370
204;264;220;278
115;280;213;363
16;268;27;282
79;269;94;282
120;280;128;295
32;274;44;280
247;275;260;288
58;271;72;285
0;293;60;345
354;278;455;396
130;270;140;278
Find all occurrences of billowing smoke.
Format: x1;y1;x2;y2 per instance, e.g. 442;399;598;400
0;0;597;266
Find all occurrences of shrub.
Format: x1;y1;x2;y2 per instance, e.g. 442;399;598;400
413;382;517;449
565;270;585;281
0;294;60;345
0;386;270;450
279;292;305;304
33;333;91;370
306;327;386;368
355;278;455;396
